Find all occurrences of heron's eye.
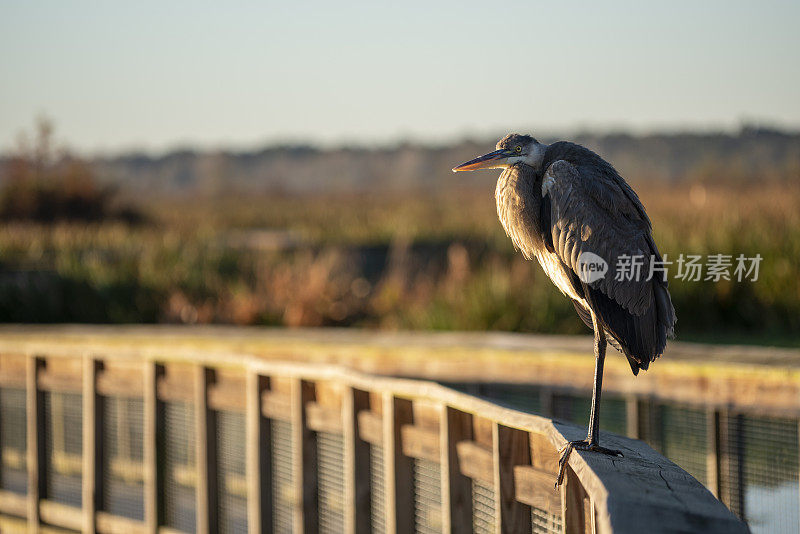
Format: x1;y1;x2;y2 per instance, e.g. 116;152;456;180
515;146;522;153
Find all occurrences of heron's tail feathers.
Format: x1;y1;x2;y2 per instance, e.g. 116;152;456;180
573;281;676;376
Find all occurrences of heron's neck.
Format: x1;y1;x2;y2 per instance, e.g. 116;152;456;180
495;164;543;260
521;143;548;172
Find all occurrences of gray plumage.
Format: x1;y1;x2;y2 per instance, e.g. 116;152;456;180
492;134;676;374
453;133;677;482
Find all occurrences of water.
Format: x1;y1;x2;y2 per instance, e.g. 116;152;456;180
745;480;799;534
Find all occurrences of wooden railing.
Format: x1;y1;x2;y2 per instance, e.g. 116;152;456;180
0;343;747;533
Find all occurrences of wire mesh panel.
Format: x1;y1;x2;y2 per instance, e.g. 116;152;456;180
161;401;196;532
102;396;145;520
450;384;631;438
531;506;563;534
270;419;294;534
471;479;495;534
480;384;543;415
552;394;627;437
599;397;628;437
660;405;707;485
552;393;588;426
216;410;247;534
0;388;27;495
637;403;708;486
735;415;799;534
317;431;345;534
412;458;442;534
370;443;385;534
43;391;82;507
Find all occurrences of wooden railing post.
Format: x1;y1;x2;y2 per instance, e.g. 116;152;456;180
625;396;639;439
26;356;45;532
343;387;371;534
247;370;270;533
82;356;101;533
383;393;414;534
195;366;216;534
540;388;554;418
560;466;593;534
144;362;159;533
291;378;318;534
493;424;531;533
440;406;473;533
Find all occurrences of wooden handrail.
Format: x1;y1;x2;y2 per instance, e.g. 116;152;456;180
1;325;799;418
0;333;749;533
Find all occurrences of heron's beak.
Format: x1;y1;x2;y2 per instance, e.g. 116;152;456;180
452;149;514;172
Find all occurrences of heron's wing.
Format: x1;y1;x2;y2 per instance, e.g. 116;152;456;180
542;159;657;315
543;159;676;372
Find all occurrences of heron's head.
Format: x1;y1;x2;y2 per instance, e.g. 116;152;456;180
452;133;546;173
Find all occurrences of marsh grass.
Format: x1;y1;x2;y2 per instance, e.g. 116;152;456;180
1;183;798;344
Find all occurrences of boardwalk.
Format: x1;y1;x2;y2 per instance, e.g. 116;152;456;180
0;326;776;532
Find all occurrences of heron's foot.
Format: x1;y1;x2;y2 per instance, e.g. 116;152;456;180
555;440;623;488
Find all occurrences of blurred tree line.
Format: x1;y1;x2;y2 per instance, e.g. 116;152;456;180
23;125;795;196
0;118;141;223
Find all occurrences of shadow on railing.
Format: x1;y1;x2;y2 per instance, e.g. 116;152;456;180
0;347;747;533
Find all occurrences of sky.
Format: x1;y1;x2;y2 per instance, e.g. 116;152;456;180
1;0;799;154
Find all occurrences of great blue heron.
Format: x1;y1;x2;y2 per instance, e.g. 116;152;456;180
453;134;676;485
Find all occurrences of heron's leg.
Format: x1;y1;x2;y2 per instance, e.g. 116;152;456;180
556;317;622;487
586;323;607;444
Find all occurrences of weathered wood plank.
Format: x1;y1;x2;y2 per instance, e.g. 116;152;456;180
0;353;26;388
400;423;439;462
39;500;83;531
625;396;639;439
706;409;720;498
246;371;269;534
494;424;531;533
529;432;559;475
38;367;82;394
314;381;344;410
0;514;30;533
156;364;194;403
207;370;246;411
513;466;559;515
306;401;343;434
411;400;440;431
441;407;473;533
292;379;318;534
356;410;382;446
261;390;292;422
143;362;158;534
27;356;45;532
194;366;215;534
95;512;148;534
82;357;100;534
718;411;744;518
343;388;371;534
560;466;591;534
585;495;596;534
383;394;414;534
455;440;493;484
96;361;144;397
0;489;27;517
473;415;494;449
